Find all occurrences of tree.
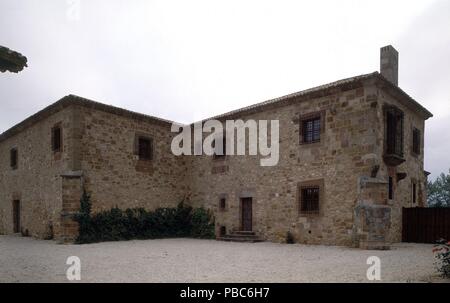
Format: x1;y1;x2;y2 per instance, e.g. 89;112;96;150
427;170;450;207
0;45;28;73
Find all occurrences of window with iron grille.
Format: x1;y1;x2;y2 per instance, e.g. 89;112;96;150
10;148;18;169
412;128;421;155
138;137;153;160
302;117;321;144
300;186;320;214
51;126;62;152
385;106;404;157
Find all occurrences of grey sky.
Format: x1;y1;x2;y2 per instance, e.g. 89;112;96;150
1;0;449;179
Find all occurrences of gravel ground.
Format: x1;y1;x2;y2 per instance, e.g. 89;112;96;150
0;235;447;283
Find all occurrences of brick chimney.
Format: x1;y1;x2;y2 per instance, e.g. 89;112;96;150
380;45;399;86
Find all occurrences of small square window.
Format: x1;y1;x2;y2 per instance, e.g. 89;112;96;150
138;137;153;160
299;113;323;145
219;198;226;210
52;126;62;152
303;118;321;143
300;187;320;213
298;179;323;215
10;148;18;170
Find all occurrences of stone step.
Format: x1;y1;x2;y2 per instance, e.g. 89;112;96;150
217;236;264;243
231;230;255;236
225;233;258;238
217;231;264;243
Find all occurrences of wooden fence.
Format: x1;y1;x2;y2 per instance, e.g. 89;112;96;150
402;207;450;243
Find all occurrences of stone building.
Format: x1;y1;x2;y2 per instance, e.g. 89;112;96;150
0;46;432;248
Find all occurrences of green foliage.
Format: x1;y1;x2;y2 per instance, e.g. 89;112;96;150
433;239;450;278
427;170;450;207
286;231;295;244
73;191;97;243
73;193;215;244
191;208;215;238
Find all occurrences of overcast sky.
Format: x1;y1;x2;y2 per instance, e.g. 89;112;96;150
1;0;449;179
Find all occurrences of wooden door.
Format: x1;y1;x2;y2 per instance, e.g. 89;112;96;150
241;198;252;231
13;200;20;233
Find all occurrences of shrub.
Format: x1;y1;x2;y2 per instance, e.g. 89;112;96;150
73;192;215;244
286;231;295;244
433;239;450;278
191;208;215;239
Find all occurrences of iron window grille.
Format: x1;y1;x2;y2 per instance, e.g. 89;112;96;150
300;186;320;214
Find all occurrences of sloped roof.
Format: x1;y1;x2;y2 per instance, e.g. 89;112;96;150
0;94;175;143
206;71;432;121
0;71;432;143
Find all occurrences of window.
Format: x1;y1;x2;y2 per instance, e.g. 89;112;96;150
219;198;226;210
412;128;421;155
412;181;417;204
388;176;394;200
300;187;320;214
51;126;62;152
10;148;18;169
298;179;323;215
299;112;324;145
213;134;226;159
138;137;153;160
302;117;321;144
385;106;404;157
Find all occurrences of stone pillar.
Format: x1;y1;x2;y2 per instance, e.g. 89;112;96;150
353;176;391;250
59;171;83;243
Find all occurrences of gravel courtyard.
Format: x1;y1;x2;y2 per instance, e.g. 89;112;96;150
0;235;446;283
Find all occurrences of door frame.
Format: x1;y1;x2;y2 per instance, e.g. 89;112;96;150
240;197;253;231
13;200;21;233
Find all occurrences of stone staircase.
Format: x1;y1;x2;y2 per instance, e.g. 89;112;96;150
217;231;264;243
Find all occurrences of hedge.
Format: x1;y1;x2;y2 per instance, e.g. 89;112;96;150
74;191;215;244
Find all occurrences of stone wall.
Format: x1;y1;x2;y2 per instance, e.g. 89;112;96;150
0;82;429;247
187;83;384;246
0;106;74;239
375;87;427;243
77;105;188;215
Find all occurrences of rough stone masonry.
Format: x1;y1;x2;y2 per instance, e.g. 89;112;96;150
0;46;433;249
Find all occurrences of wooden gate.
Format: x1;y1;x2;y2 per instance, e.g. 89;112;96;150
402;207;450;243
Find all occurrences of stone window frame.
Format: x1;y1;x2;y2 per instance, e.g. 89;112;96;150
383;104;404;159
297;179;324;216
299;110;325;146
134;133;154;161
51;122;63;153
218;193;228;211
411;127;421;156
10;147;18;170
219;197;227;211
